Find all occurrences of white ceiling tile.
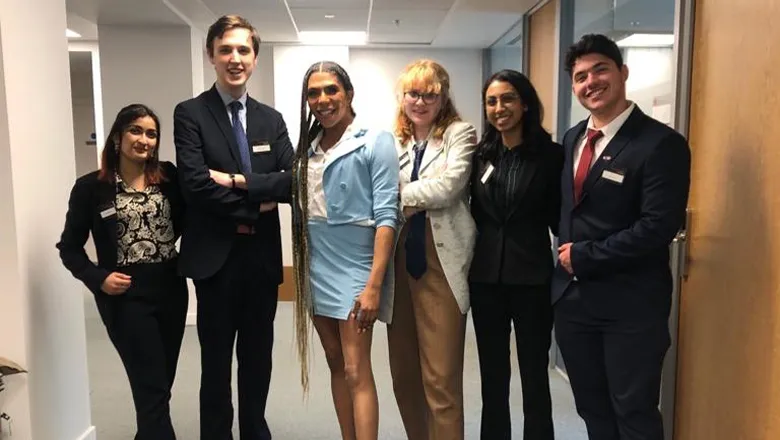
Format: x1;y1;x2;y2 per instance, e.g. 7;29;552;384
372;0;455;11
287;0;369;7
291;7;369;32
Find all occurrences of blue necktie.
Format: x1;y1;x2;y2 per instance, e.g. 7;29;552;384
229;101;252;175
405;141;427;279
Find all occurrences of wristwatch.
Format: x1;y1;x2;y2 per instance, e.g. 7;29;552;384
229;174;236;188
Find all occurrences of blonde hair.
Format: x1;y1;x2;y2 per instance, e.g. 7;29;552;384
394;59;462;145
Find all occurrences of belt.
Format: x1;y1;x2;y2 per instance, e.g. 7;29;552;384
237;224;256;235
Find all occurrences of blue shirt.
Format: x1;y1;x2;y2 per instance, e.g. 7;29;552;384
215;83;247;133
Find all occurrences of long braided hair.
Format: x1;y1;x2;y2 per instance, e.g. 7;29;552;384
291;61;356;393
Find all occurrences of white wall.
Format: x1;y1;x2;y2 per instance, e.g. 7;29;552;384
0;0;93;438
349;48;484;135
98;25;196;163
248;45;276;106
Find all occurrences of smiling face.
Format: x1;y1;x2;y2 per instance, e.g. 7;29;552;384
571;53;629;119
210;27;257;97
485;80;524;134
402;86;442;132
306;71;353;130
117;116;158;165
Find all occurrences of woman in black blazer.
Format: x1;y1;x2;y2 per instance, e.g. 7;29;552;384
469;70;564;440
57;104;188;440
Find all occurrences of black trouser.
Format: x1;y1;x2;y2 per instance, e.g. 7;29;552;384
95;260;188;440
470;282;554;440
194;236;280;440
554;284;670;440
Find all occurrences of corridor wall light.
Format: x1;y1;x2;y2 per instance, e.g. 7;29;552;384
616;33;674;48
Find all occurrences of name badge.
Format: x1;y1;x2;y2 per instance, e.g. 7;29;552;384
602;169;625;184
480;164;495;184
399;151;410;169
252;143;271;153
100;206;116;219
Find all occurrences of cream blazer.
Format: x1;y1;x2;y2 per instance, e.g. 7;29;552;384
397;121;478;314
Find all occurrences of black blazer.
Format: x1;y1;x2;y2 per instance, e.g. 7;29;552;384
469;140;564;286
551;107;691;319
56;161;185;295
173;85;294;282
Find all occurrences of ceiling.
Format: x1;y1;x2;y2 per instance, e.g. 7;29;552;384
66;0;540;48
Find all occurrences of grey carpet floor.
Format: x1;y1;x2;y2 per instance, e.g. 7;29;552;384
84;293;587;439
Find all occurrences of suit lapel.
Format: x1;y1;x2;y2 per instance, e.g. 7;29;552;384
581;107;644;201
245;98;263;145
474;158;502;223
418;138;444;176
566;121;587;208
204;86;242;169
96;180;118;249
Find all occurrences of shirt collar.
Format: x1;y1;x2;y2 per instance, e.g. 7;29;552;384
587;101;635;138
215;82;248;109
311;120;365;155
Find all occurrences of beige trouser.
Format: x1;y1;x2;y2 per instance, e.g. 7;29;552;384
388;219;467;440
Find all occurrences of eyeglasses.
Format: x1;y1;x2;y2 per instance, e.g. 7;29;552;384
126;125;158;140
485;93;521;107
404;90;439;105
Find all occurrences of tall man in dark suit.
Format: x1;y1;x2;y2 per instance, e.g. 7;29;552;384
173;15;294;440
552;34;691;440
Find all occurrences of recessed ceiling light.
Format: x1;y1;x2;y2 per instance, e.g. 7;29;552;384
66;29;81;38
324;14;335;19
298;31;367;46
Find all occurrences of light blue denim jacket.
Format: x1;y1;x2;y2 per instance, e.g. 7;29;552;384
307;127;400;229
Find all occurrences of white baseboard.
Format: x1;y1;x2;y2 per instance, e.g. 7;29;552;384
75;426;96;440
186;312;197;326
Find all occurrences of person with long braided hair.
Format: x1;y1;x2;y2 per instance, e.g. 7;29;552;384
291;61;399;440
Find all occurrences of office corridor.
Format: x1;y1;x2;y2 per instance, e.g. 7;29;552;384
84;294;588;439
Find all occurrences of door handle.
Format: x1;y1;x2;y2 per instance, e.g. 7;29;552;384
673;209;692;279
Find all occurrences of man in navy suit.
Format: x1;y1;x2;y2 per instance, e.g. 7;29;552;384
174;15;293;440
552;34;691;440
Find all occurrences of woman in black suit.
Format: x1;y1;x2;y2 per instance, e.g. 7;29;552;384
469;70;564;440
57;104;188;440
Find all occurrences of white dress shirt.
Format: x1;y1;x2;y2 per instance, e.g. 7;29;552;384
573;102;636;175
215;83;248;132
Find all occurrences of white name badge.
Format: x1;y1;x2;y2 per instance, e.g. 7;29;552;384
480;164;495;184
100;207;116;219
252;143;271;153
602;169;625;184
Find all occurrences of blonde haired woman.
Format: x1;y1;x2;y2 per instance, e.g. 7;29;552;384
388;59;477;440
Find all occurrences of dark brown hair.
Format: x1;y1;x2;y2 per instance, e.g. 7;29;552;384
98;104;164;184
564;33;624;74
206;15;261;58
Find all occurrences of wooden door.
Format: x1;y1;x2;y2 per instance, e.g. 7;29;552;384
528;0;558;137
674;0;780;438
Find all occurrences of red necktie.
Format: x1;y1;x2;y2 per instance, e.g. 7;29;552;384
573;128;604;203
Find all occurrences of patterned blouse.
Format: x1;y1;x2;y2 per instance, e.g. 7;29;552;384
115;177;177;266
